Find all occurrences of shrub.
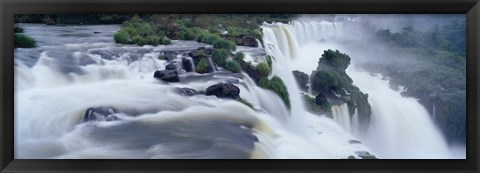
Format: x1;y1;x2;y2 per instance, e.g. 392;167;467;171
212;49;230;67
195;58;211;74
14;26;24;33
268;76;290;109
319;49;351;70
256;63;271;77
311;70;340;93
178;28;196;40
225;60;242;73
234;52;245;62
266;55;273;68
114;31;130;44
212;38;236;50
14;34;36;48
257;76;290;109
292;70;309;88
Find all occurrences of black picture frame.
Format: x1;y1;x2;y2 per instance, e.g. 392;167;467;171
1;0;479;172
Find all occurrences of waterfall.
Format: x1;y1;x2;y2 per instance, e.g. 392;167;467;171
261;20;455;159
347;69;451;159
331;104;352;133
290;20;344;44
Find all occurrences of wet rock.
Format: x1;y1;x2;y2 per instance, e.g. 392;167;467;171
242;36;258;47
165;63;177;70
154;70;180;82
206;83;240;99
176;87;198;96
82;107;119;122
355;151;377;159
163;51;178;61
348;140;362;144
182;58;194;72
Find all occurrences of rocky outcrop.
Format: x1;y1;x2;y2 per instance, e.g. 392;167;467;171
154;69;180;82
176;87;198;97
82;107;119;122
222;35;258;47
182;58;194;72
355;151;377;159
206;83;240;99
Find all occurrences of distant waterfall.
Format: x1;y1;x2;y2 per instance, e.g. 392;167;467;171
262;21;344;60
290;20;344;44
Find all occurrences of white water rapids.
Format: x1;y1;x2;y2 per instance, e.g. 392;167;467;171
14;19;462;159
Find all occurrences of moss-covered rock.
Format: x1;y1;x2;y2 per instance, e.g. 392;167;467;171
292;70;309;90
14;34;37;48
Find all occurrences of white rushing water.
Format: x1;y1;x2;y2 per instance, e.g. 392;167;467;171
15;18;460;159
15;24;370;159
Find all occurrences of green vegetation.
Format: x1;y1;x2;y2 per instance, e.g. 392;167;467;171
14;34;36;48
318;49;351;71
212;49;230;67
303;94;331;115
225;60;242;73
292;70;309;89
256;63;271;77
195;58;211;74
266;55;273;68
114;16;171;46
158;54;167;60
237;98;254;109
258;76;290;109
234;52;245;62
14;26;24;33
311;71;341;93
372;20;466;144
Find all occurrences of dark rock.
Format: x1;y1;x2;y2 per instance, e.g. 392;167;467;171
189;47;207;60
94;31;101;34
165;63;177;70
182;58;194;72
176;87;198;96
348;140;362;144
242;36;258;47
154;70;180;82
163;51;178;61
355;151;377;159
82;107;119;122
206;83;240;99
315;93;329;106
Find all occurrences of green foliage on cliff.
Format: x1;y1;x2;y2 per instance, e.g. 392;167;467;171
14;34;37;48
225;60;242;73
258;76;290;109
371;20;466;144
292;70;309;90
256;63;271;77
311;71;341;93
318;49;351;71
195;58;211;74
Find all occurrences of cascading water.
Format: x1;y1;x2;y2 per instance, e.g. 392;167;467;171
261;20;456;159
15;24;371;159
331;104;352;133
347;69;451;159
